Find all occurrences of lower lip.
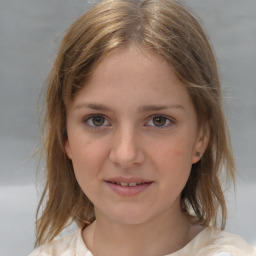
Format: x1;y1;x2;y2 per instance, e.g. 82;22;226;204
105;182;153;196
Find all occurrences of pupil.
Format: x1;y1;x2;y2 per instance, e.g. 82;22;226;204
153;116;166;126
92;116;104;126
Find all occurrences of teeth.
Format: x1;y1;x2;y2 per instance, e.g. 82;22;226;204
118;182;142;187
128;183;137;187
120;182;129;186
109;181;145;186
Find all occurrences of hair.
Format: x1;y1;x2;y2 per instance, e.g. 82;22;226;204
35;0;236;247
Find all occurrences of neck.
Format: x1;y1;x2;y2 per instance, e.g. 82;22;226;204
83;208;193;256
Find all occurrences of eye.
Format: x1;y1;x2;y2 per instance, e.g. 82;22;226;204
84;115;110;128
146;115;173;128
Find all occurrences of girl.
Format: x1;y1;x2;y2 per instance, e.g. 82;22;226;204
29;0;255;255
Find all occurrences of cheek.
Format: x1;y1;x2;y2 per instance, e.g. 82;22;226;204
152;135;194;162
150;135;194;186
70;138;110;201
70;138;109;179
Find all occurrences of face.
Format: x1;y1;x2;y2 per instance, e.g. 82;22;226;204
65;46;208;225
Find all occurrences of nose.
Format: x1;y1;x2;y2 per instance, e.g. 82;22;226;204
109;125;145;169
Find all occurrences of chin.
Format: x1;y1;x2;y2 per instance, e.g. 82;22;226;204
97;206;152;226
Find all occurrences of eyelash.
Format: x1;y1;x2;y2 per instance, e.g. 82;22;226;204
83;114;110;129
83;114;174;130
146;115;173;128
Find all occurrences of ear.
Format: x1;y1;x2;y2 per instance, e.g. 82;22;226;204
65;139;72;159
191;124;210;164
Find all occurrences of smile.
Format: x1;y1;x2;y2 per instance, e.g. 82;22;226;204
109;181;144;187
105;179;153;196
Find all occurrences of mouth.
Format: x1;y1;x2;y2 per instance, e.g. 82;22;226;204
107;181;146;187
105;178;153;196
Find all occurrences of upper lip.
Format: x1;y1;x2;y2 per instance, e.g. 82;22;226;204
105;177;153;184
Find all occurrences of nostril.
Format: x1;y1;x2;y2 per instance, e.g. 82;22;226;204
109;130;145;167
109;148;144;167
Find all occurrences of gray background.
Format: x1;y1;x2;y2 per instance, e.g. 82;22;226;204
0;0;255;255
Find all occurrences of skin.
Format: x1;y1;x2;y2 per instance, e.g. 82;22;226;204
65;46;209;256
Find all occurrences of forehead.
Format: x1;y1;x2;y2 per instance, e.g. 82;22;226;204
83;47;184;91
71;46;194;114
92;46;174;83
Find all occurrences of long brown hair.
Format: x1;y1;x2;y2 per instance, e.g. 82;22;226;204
35;0;235;246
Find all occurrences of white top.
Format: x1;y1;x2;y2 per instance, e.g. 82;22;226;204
28;226;256;256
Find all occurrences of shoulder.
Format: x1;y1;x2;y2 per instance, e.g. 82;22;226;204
196;227;256;256
28;228;91;256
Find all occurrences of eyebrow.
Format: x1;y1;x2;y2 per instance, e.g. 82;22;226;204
74;103;113;111
137;104;184;112
73;103;184;113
